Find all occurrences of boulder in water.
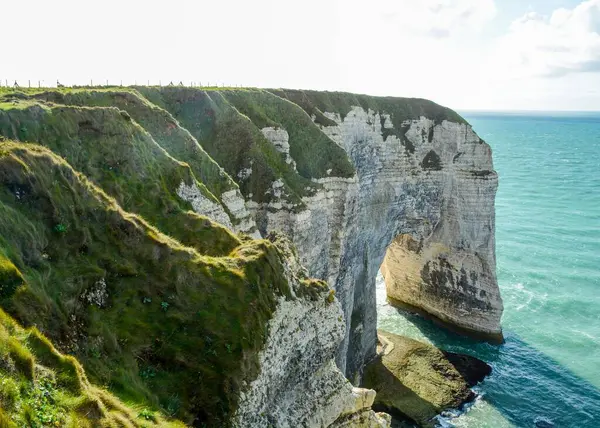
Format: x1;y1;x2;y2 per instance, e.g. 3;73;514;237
363;330;491;427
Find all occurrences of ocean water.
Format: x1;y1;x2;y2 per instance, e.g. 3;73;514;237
376;111;600;427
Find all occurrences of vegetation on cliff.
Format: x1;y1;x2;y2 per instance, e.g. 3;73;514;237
0;85;470;426
29;89;238;200
270;89;468;144
0;140;331;425
0;306;184;427
134;87;335;208
219;89;355;180
270;89;467;127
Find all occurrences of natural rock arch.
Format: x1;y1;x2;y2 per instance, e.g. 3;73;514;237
257;105;504;380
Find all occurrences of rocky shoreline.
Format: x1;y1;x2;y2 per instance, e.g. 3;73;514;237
364;331;492;427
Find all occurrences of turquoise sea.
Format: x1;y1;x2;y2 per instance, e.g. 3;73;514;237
376;111;600;427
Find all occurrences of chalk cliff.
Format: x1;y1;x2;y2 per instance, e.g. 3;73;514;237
219;89;503;377
0;86;500;426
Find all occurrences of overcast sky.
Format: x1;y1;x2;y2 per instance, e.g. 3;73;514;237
3;0;600;111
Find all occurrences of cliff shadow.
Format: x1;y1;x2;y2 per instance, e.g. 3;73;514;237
384;307;600;427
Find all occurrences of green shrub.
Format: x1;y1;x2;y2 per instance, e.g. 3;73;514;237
0;377;20;410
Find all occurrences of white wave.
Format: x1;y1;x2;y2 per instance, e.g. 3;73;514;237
572;329;600;345
437;393;515;428
375;270;390;307
502;282;548;312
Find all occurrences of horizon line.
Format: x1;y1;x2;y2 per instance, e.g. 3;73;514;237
458;108;600;114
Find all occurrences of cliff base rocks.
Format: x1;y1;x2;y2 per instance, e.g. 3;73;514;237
363;331;491;427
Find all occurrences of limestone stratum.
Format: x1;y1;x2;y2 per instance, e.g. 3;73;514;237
0;86;501;427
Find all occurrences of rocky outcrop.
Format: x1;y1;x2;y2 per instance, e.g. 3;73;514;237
176;181;234;229
234;234;389;428
382;234;503;342
363;331;491;427
261;127;297;170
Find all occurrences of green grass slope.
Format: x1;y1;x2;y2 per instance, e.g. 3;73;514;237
0;307;184;427
0;98;237;257
135;87;353;208
0;140;333;426
27;88;238;200
218;89;355;180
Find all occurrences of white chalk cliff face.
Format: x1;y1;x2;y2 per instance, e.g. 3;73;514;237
245;106;502;380
233;236;391;428
261;127;297;170
233;294;390;428
176;181;261;238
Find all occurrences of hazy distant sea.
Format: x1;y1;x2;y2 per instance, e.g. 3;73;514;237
377;111;600;427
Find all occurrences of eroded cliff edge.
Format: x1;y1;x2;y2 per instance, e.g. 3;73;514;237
0;86;501;426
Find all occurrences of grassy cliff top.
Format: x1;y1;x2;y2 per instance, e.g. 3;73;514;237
0;99;239;255
0;86;467;209
268;89;468;127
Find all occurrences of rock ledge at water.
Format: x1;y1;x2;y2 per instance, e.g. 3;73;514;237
363;330;491;427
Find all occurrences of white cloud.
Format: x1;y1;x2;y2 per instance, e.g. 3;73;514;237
493;0;600;78
386;0;497;37
340;0;496;39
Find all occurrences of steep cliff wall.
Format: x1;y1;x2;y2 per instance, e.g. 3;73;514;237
233;234;390;428
0;86;500;426
303;99;503;370
203;89;502;378
294;90;503;346
122;87;502;379
0;89;390;427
